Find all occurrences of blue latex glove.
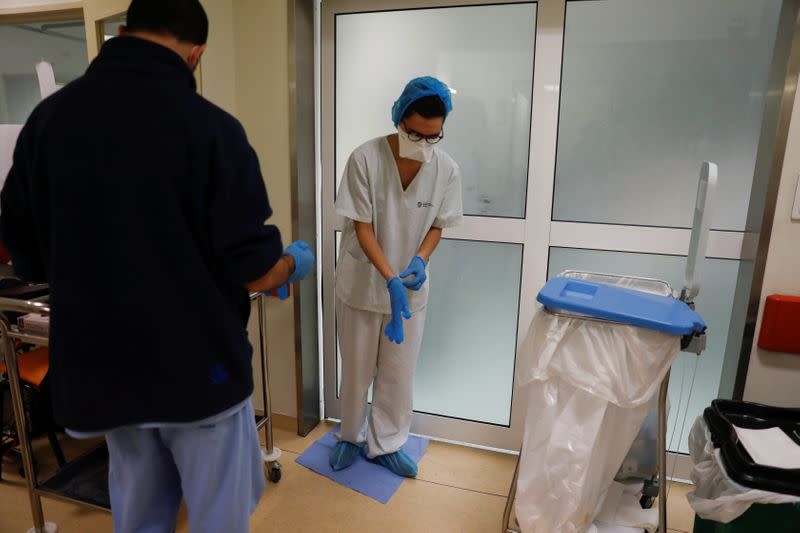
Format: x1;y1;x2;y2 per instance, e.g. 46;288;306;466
285;241;314;284
274;284;290;300
400;256;427;291
385;277;411;344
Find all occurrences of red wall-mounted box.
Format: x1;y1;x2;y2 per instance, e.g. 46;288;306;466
758;295;800;354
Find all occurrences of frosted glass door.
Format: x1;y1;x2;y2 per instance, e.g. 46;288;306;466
549;0;789;456
554;0;782;230
323;0;538;449
335;3;536;218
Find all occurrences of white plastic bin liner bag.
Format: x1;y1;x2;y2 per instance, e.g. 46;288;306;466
518;310;679;407
687;417;800;523
515;309;680;533
594;481;658;532
616;396;667;481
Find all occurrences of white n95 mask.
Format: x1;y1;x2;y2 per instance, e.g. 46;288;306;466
398;128;434;163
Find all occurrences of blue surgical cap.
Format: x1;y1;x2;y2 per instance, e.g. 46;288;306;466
391;76;453;127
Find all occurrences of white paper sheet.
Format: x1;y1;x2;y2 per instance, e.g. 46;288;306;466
734;425;800;470
0;124;23;192
594;481;658;533
592;525;647;533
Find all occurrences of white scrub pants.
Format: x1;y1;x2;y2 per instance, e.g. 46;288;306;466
336;297;427;458
104;401;265;533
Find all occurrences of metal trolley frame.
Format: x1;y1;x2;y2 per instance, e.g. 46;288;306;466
0;292;280;533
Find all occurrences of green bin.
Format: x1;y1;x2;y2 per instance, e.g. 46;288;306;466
693;502;800;533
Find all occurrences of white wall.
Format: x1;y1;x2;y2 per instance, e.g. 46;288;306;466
743;74;800;407
201;0;298;419
200;0;236;116
0;0;75;7
0;124;22;190
232;0;297;419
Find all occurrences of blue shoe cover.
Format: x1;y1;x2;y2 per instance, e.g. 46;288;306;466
373;450;418;478
329;441;361;471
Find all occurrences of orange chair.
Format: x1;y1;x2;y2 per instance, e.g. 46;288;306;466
0;347;66;479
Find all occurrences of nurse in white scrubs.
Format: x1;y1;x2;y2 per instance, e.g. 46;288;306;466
331;77;463;477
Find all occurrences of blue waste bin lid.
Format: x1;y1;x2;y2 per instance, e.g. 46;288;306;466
537;277;706;335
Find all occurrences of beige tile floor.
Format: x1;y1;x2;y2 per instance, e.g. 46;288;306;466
0;421;697;532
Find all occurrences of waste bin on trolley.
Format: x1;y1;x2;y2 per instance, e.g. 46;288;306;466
502;162;718;533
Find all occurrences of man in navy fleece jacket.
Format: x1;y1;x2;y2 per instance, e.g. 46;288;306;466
0;1;313;531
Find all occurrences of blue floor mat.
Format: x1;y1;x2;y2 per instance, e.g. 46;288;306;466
295;428;429;504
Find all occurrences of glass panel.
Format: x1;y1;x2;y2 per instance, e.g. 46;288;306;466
554;0;783;230
102;14;127;43
335;3;536;218
336;239;522;426
415;240;521;425
0;21;88;124
548;247;741;453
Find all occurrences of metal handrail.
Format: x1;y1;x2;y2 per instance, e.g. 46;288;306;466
0;301;47;530
0;293;260;317
0;296;50;317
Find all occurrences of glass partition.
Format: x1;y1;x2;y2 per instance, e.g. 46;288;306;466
0;20;88;124
335;3;536;218
101;13;126;43
554;0;783;230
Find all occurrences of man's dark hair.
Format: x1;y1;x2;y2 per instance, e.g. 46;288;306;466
126;0;209;45
403;95;447;121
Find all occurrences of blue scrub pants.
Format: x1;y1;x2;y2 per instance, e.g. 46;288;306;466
104;402;265;533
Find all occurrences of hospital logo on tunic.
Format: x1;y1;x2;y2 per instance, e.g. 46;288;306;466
417;201;433;208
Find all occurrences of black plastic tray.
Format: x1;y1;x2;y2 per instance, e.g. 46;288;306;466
704;399;800;497
38;443;110;510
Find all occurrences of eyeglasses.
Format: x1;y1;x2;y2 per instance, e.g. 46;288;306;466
405;126;444;144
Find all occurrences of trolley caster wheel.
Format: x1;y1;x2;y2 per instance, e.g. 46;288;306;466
267;461;282;483
640;494;655;509
26;522;58;533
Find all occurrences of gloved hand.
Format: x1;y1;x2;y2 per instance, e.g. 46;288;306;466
274;284;290;300
385;277;411;344
400;256;427;291
285;241;314;284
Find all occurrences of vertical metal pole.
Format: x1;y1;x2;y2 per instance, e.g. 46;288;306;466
502;451;521;533
1;318;46;532
657;370;671;532
257;294;274;454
